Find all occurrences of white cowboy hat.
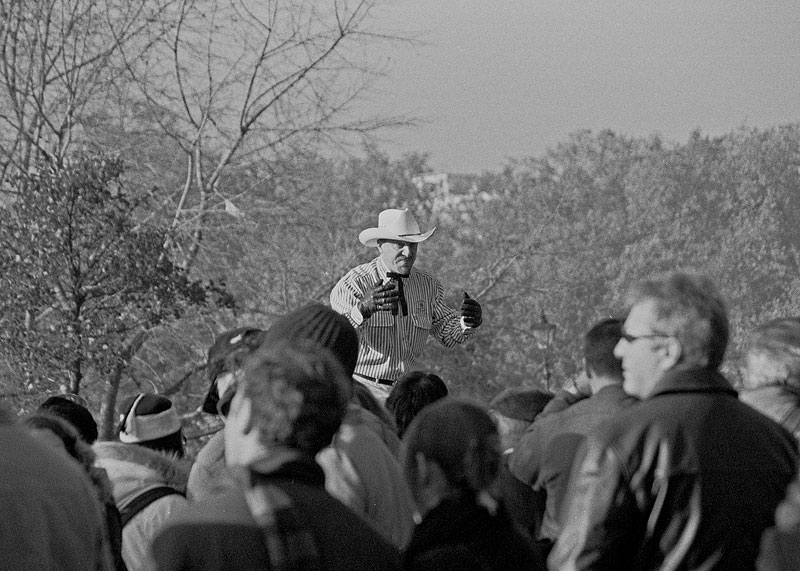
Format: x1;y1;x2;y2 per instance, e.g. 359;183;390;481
358;208;436;247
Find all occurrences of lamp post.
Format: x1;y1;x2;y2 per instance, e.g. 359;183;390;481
531;311;557;391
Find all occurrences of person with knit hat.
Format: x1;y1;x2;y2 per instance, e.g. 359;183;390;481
488;386;554;455
187;326;266;501
401;397;543;571
260;303;416;547
330;208;483;401
152;341;402;571
94;393;189;571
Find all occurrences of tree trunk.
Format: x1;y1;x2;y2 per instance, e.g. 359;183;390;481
68;358;82;394
97;330;148;440
98;361;124;441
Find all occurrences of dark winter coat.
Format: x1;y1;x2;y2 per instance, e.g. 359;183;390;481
152;458;402;571
550;368;799;571
403;490;543;571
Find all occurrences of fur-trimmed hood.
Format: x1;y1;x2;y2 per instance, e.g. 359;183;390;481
94;440;190;505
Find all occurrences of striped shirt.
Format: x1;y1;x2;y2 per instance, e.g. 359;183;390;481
330;256;475;382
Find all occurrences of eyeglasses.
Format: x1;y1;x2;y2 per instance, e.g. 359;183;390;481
620;330;671;343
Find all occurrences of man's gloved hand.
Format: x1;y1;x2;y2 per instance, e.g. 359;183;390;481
358;280;400;319
461;292;482;328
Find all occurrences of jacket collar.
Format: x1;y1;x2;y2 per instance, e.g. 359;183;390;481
594;383;633;400
649;367;738;398
93;441;190;504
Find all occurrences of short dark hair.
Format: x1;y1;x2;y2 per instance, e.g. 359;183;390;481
38;395;98;444
385;371;448;438
584;318;624;380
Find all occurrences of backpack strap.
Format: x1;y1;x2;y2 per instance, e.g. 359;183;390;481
119;486;184;528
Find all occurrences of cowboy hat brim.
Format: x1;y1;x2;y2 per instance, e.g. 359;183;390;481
359;227;436;248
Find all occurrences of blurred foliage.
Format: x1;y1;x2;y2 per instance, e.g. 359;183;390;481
3;124;800;451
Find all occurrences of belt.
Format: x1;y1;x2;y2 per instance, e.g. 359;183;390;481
354;373;395;387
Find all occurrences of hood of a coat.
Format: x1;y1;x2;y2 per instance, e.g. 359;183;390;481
94;440;189;504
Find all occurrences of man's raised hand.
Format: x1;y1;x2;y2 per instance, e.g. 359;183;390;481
358;280;400;318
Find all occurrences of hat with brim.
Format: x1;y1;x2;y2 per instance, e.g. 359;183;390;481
359;208;436;248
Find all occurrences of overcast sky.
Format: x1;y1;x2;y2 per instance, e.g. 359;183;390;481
363;1;800;173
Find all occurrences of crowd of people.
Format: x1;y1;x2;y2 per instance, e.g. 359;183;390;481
3;209;800;571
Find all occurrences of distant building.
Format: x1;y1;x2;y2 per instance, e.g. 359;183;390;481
413;172;450;194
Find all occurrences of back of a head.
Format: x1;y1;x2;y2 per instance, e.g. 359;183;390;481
584;317;624;380
118;393;184;457
38;395;98;444
628;272;729;370
234;339;351;457
386;371;448;438
21;412;96;472
402;397;500;494
744;317;800;390
260;303;358;379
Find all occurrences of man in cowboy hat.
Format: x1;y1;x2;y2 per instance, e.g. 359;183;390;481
331;208;482;399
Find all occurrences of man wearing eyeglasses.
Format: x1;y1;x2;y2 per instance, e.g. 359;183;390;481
550;272;799;571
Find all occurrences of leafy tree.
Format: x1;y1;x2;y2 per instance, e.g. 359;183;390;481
0;154;210;435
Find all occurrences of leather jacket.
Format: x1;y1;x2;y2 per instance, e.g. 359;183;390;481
549;368;799;571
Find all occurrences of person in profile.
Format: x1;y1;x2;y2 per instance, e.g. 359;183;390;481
551;272;798;570
153;340;402;571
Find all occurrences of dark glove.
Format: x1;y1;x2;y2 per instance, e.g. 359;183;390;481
358;280;400;319
461;292;482;328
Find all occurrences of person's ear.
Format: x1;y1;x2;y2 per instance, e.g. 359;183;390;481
660;337;683;371
228;392;255;435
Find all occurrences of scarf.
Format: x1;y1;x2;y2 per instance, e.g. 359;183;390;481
241;450;323;571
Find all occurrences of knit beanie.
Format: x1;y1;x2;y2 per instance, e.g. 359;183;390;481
202;327;266;414
261;303;358;378
39;395;99;444
118;393;184;456
489;387;554;423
